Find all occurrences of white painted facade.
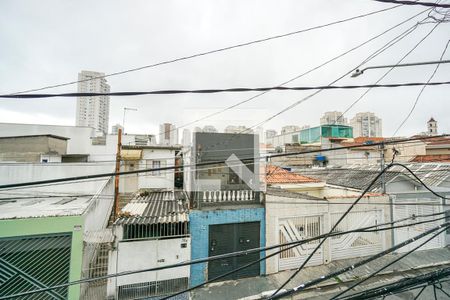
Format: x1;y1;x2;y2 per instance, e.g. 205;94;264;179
0;163;113;194
120;147;179;193
265;191;391;274
350;112;382;137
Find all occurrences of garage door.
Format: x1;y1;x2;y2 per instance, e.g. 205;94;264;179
208;222;260;281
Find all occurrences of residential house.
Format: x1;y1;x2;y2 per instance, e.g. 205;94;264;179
184;132;265;286
265;188;391;274
0;177;114;300
107;191;190;299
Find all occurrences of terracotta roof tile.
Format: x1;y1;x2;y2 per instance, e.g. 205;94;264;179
411;154;450;163
266;165;321;184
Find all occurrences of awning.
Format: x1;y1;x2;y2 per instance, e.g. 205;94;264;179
121;149;142;161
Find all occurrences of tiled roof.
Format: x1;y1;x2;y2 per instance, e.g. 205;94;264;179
411;154;450;163
115;191;189;225
266;165;321;184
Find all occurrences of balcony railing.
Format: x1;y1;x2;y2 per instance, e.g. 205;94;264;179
192;190;262;208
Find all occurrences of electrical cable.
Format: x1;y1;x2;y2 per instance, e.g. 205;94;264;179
373;0;450;8
160;216;448;300
393;39;450;136
8;5;403;95
333;15;443;125
331;225;449;299
266;222;450;299
146;7;431;141
0;135;446;190
268;161;449;299
1;206;446;299
3;81;450;99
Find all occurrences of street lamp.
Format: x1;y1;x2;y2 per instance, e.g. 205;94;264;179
122;107;138;134
351;59;450;78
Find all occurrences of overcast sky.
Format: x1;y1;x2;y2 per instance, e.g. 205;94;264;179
0;0;449;137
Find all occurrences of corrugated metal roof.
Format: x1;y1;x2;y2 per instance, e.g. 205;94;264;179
115;191;189;225
0;194;93;220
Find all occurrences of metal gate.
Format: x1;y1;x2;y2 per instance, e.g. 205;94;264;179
330;209;384;260
208;222;260;280
393;198;444;252
278;215;323;271
0;234;72;299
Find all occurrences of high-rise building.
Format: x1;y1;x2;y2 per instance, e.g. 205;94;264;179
159;123;178;145
320;111;347;125
76;71;110;134
224;125;253;134
182;128;191;146
427;117;438;136
202;125;218;133
350;112;382;137
111;123;123;135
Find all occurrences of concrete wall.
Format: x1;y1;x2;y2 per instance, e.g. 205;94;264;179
0;163;112;194
0;123;96;154
265;193;391;274
0;216;84;300
107;237;191;297
189;207;265;286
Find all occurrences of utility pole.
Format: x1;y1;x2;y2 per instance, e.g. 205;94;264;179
380;142;386;194
113;128;122;221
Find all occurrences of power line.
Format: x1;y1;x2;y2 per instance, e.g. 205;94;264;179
144;6;431;141
331;226;449;299
268;161;449;299
1;206;446;299
268;222;450;299
373;0;450;8
8;5;403;95
393;39;450;136
3;80;450;99
0;135;446;190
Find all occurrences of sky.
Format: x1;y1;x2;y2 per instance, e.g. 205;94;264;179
0;0;449;137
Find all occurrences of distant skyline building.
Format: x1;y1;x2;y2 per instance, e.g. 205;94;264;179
182;128;191;146
111;123;123;135
159;123;178;145
320;111;347;125
265;129;277;140
76;70;110;134
350;112;382;137
202;125;218;133
281;125;301;135
224;125;253;134
427;117;438;136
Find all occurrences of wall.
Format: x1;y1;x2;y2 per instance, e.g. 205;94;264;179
0;216;84;300
107;237;191;297
0;163;112;193
138;148;175;190
0;123;96;154
265;193;391;274
189;207;265;286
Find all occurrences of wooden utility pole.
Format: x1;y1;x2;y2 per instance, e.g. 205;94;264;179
113;128;122;221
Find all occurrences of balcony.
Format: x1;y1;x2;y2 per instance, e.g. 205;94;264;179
191;190;263;208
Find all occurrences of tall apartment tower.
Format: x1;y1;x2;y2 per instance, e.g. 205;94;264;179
320;111;347;125
427;117;438;136
350;112;382;137
76;71;110;134
159;123;178;145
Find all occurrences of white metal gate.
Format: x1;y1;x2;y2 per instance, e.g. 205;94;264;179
330;209;384;261
278;215;323;271
393;198;444;253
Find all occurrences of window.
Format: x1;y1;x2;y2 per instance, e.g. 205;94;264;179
146;160;162;176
